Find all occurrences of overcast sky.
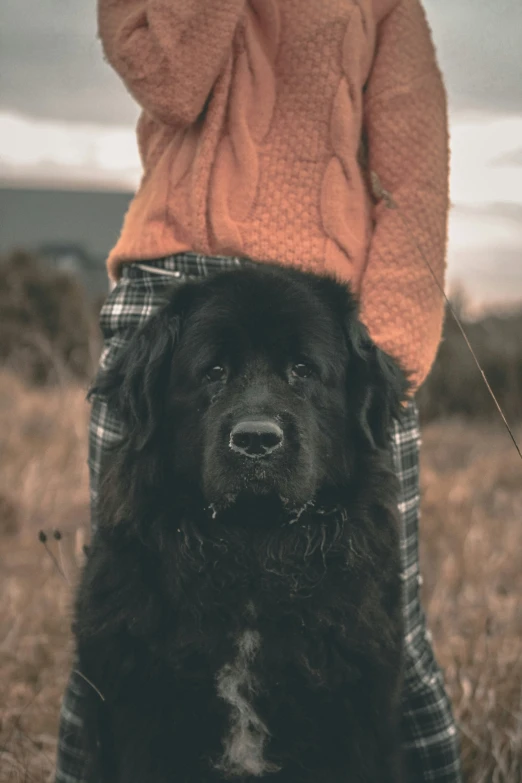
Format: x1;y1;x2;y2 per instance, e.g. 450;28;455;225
0;0;521;308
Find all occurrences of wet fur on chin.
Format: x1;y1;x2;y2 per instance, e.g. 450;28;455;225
74;262;409;783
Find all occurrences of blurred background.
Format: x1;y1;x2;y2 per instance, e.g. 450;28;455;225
0;2;521;782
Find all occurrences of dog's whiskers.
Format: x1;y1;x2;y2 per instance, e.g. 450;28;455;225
286;498;315;525
319;523;328;568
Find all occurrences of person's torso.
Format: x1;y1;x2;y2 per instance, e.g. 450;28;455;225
109;0;388;286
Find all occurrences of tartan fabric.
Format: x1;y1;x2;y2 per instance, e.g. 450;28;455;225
55;253;461;782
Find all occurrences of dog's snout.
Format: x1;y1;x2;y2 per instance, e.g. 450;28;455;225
229;419;284;458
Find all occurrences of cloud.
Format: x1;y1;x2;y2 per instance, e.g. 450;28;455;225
447;246;522;310
0;0;521;127
0;112;141;188
0;1;139;125
453;202;522;223
491;148;522;167
447;200;522;308
449;114;522;206
425;0;522;115
0;1;520;308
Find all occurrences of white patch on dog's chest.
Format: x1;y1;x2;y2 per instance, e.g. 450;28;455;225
215;629;279;777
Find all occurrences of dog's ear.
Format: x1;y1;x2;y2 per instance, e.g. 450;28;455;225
306;274;411;449
89;304;180;450
346;317;410;450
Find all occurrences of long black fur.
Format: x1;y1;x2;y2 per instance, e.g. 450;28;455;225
74;262;410;782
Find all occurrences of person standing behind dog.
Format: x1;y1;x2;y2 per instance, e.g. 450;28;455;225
55;1;461;781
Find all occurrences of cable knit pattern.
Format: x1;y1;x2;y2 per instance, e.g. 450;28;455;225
321;1;375;278
360;0;449;389
210;0;279;252
99;0;449;390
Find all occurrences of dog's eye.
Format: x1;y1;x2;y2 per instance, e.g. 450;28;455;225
291;362;313;379
205;365;227;383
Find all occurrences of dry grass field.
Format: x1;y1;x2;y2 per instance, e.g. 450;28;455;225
0;370;521;782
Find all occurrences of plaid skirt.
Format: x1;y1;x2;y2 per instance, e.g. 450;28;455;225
56;254;461;782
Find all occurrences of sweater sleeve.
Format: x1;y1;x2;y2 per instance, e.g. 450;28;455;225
97;0;246;126
359;0;450;391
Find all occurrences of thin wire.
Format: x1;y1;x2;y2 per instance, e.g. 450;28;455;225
72;670;106;702
370;171;521;461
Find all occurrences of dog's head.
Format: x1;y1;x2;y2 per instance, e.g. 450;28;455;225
92;264;408;523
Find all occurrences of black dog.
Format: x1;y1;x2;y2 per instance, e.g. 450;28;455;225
74;262;409;782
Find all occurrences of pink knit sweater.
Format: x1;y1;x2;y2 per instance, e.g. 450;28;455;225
98;0;449;388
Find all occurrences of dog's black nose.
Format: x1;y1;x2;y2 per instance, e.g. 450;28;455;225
230;419;284;458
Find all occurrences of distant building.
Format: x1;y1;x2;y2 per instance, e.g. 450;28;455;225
0;185;133;297
38;242;109;298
